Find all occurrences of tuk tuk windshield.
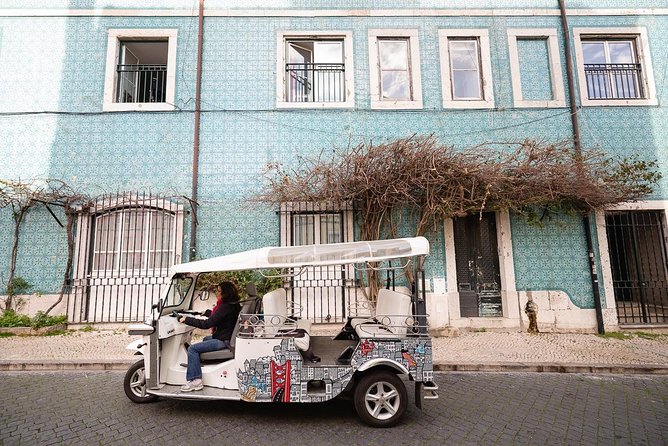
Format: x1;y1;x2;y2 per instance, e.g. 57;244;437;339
162;276;193;310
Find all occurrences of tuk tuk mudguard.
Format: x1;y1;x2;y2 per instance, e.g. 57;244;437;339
236;337;433;404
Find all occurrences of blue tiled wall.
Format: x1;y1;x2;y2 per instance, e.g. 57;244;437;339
517;38;554;101
0;2;666;311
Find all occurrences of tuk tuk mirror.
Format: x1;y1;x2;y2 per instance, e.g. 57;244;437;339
198;290;210;301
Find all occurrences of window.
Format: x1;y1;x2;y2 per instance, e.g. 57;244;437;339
507;29;565;108
276;31;354;108
368;29;422;109
103;29;177;111
279;202;353;247
439;29;494;109
278;202;354;324
574;28;657;106
91;208;176;274
293;213;343;246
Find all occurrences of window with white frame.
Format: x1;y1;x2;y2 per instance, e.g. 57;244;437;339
103;29;177;112
276;31;354;108
507;29;565;108
573;28;657;106
91;207;177;275
293;213;343;246
439;29;494;109
368;29;422;109
279;202;353;247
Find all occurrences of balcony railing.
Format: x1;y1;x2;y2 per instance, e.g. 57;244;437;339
584;63;644;100
116;64;167;103
286;63;345;103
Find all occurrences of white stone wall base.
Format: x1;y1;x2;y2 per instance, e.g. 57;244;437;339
517;291;605;333
1;293;67;316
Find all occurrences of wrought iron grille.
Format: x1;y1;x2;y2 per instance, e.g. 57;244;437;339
66;192;184;324
584;63;644;100
606;211;668;325
116;64;167;103
285;63;345;103
279;201;358;323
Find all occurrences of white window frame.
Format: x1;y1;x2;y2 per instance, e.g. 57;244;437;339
438;29;494;109
103;29;177;112
279;202;354;247
368;29;422;110
507;29;566;108
276;31;355;109
573;27;657;107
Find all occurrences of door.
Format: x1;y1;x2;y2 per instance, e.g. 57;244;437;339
454;213;502;317
605;211;668;324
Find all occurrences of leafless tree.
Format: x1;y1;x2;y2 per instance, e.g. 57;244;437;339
0;179;92;313
256;136;661;298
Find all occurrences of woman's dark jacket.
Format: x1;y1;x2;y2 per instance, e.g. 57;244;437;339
184;301;241;342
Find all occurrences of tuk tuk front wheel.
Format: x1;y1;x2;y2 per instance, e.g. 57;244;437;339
353;370;407;428
124;360;158;404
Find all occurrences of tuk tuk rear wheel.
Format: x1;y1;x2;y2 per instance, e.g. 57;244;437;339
124;359;158;404
354;370;407;428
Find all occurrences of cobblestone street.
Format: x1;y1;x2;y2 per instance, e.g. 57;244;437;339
1;371;666;445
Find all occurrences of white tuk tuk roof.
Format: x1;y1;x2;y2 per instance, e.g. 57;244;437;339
170;237;429;275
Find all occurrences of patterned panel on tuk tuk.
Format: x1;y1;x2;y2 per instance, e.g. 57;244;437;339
237;338;355;404
350;338;433;382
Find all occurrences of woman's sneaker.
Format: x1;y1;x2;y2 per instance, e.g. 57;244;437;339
181;379;203;392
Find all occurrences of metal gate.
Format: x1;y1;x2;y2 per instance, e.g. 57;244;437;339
605;211;668;325
66;192;184;324
454;212;502;317
279;201;357;323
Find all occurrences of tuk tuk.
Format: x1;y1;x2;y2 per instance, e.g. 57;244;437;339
124;237;438;427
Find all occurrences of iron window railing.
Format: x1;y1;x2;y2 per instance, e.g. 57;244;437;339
583;63;644;100
285;63;345;103
116;64;167;103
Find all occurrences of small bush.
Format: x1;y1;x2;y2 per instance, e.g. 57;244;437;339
0;332;16;338
0;310;31;327
8;276;32;295
196;270;283;299
30;311;67;329
0;310;66;328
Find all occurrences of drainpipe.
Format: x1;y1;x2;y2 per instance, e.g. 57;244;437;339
189;0;204;261
558;0;605;334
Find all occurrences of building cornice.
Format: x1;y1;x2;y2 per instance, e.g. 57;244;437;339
1;8;668;18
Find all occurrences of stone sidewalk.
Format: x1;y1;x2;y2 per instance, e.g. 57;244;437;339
1;328;668;374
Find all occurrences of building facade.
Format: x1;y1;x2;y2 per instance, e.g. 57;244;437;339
0;1;666;332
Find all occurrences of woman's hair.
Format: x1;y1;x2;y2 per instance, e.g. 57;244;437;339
219;281;239;303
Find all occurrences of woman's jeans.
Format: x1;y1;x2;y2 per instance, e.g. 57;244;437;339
186;335;230;381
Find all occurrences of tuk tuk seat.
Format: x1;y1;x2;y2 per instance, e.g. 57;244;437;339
200;296;258;362
262;288;312;333
353;288;412;339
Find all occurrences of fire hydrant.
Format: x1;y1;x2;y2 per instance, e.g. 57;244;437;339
524;298;539;334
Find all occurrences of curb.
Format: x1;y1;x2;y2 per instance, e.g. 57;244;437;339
1;359;668;374
433;362;668;375
0;360;133;372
